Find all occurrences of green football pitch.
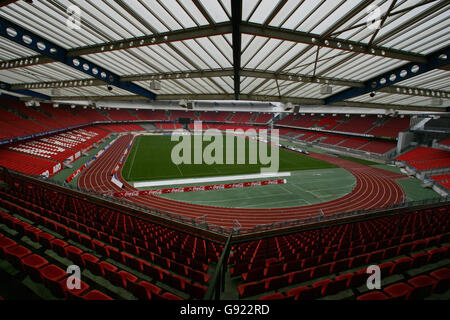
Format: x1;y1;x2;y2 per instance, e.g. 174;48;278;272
122;134;337;182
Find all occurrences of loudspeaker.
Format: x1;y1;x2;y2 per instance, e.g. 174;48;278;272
293;105;300;114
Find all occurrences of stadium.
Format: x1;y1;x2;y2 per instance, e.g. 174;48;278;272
0;0;449;307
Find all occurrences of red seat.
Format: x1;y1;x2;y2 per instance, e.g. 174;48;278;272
21;254;48;282
407;275;437;299
314;278;348;296
429;268;450;293
242;267;264;282
411;252;429;268
0;236;17;258
82;290;113;300
82;253;100;275
65;246;84;267
38;233;55;249
296;286;322;300
63;279;90;299
24;226;41;242
128;280;163;300
357;291;389;300
266;275;289;291
378;262;394;278
289;269;312;284
185;281;207;299
285;286;308;299
258;293;286;300
98;261;118;277
119;271;139;289
427;248;446;263
51;239;68;257
237;281;265;298
5;245;32;269
142;263;164;281
40;265;67;297
161;292;183;300
311;263;332;278
383;283;413;300
390;257;413;275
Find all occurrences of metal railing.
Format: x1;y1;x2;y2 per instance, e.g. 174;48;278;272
2;166;449;237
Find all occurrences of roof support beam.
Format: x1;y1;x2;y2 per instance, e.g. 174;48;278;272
48;93;446;112
0;16;156;99
325;46;450;104
0;23;233;70
240;21;439;65
231;0;242;100
0;81;50;100
10;69;449;99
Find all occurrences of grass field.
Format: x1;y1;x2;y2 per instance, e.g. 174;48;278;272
122;135;337;182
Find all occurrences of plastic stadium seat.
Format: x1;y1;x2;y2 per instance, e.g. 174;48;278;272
378;262;394;278
390;257;413;275
266;275;289;291
40;265;68;297
82;290;113;300
0;237;17;258
65;246;84;267
427;248;447;263
429;268;450;293
51;239;69;257
407;275;437;299
322;278;348;296
63;279;90;299
105;246;122;262
242;267;264;281
284;260;302;273
82;253;100;274
383;283;413;300
21;254;48;282
161;292;183;300
185;281;207;299
289;269;312;284
266;263;283;278
296;286;322;300
411;252;429;268
98;261;118;278
128;281;163;300
38;232;55;249
142;262;163;281
332;259;349;273
5;245;32;269
357;291;389;300
237;281;265;298
311;263;332;278
258;293;286;300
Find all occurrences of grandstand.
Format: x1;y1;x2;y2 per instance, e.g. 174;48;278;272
0;0;449;307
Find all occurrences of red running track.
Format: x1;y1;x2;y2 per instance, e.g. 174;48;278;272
78;134;406;231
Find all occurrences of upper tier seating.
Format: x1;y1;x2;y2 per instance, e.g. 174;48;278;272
397;147;450;171
333;115;378;134
105;109;139;121
135;110;168;121
0;126;110;177
430;174;450;190
438;139;450;147
367;116;410;138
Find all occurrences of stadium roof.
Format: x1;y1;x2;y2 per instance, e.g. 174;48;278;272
0;0;449;112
